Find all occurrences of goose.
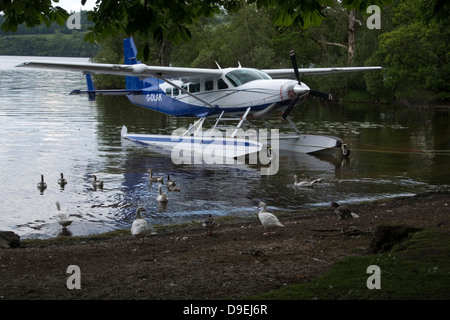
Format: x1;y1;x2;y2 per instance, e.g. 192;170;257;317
166;174;176;187
131;207;148;244
55;201;73;231
202;214;216;236
91;175;103;190
156;184;168;203
257;202;284;235
330;201;360;224
149;169;164;183
37;174;47;193
293;174;316;187
167;183;181;192
57;173;67;189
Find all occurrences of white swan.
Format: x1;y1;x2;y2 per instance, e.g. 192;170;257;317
330;201;360;224
293;174;316;187
302;173;323;183
257;202;284;235
131;207;148;244
149;169;164;183
202;214;216;236
55;201;73;231
156;184;168;203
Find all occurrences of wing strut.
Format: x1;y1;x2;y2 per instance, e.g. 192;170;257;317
155;75;218;110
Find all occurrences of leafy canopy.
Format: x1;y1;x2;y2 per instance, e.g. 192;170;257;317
1;0;386;59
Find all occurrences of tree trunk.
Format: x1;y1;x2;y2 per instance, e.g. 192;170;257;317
348;9;357;65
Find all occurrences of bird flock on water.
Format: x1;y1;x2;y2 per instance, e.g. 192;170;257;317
36;170;360;241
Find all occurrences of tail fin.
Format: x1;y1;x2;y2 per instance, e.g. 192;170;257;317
123;38;143;90
86;73;96;101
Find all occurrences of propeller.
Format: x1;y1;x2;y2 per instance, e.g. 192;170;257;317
280;50;306;121
309;90;333;100
290;50;301;84
280;50;334;121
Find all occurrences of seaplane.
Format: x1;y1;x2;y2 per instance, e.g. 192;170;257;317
16;38;381;162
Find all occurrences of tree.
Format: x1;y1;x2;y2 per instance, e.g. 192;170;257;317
1;0;390;60
365;0;450;103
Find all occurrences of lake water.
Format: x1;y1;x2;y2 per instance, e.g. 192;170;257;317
1;55;449;239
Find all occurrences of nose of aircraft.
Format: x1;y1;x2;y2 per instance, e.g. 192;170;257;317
293;82;310;96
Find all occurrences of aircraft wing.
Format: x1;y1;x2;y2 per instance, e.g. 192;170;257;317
17;60;381;81
263;66;382;79
15;61;224;79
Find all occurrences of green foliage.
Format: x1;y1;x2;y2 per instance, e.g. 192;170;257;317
249;227;450;300
0;11;99;56
365;0;450;103
0;0;69;32
0;33;98;56
1;0;389;61
3;0;448;103
83;0;242;60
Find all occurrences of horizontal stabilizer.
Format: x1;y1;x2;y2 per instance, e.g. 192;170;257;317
69;89;143;96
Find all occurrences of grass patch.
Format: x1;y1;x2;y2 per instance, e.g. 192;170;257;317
249;228;450;300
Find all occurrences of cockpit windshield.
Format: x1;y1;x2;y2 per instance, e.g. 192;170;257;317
224;68;272;87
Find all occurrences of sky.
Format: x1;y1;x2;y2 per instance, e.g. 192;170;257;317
53;0;96;12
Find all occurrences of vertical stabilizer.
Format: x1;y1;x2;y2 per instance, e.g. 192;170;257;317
123;38;143;90
86;73;96;101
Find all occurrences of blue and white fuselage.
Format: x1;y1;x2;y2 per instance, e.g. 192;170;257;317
126;69;309;117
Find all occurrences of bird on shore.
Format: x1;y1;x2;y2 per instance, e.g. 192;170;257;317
156;184;168;203
257;202;284;236
131;207;148;244
293;174;317;187
37;174;47;194
202;214;216;236
91;175;103;190
330;201;360;224
57;173;67;189
55;201;73;231
149;169;164;183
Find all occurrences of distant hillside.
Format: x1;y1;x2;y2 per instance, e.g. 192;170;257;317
0;33;99;57
0;11;99;57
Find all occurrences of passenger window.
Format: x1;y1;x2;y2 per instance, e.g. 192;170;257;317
181;85;188;94
165;88;172;96
173;87;179;96
189;82;200;93
205;80;213;91
218;78;228;89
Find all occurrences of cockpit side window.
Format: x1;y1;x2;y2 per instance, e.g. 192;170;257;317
218;78;228;89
